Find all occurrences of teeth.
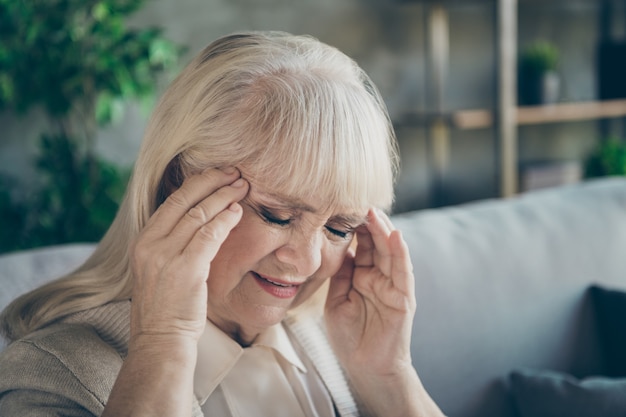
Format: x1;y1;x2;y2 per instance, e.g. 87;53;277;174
258;274;294;287
266;278;291;287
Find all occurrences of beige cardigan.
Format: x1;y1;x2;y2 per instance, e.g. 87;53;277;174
0;301;360;417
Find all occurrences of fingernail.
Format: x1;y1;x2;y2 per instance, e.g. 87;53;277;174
231;178;246;187
221;166;237;175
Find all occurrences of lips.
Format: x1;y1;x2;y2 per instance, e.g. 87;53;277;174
252;272;301;299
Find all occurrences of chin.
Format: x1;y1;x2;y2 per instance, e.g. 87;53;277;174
245;303;292;328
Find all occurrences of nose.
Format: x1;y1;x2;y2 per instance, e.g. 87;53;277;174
274;229;323;277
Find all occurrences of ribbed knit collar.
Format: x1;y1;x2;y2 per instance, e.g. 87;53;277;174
62;300;131;358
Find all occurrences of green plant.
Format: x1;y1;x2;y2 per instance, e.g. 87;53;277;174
0;0;184;253
584;138;626;178
23;134;132;248
519;41;559;75
518;40;560;105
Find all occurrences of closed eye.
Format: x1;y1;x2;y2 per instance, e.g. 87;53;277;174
241;200;293;227
325;225;353;240
260;208;292;226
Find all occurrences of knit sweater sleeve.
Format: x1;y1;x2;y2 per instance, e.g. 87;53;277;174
0;388;96;417
0;323;124;416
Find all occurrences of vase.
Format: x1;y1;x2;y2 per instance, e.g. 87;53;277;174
541;71;560;105
519;70;560;106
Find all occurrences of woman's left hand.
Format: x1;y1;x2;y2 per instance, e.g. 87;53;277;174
325;208;414;374
325;209;443;417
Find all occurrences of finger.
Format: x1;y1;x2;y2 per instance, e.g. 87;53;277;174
144;167;241;237
366;208;394;276
168;177;248;245
183;202;244;271
353;225;374;267
389;230;416;300
353;208;392;268
377;208;396;232
326;252;355;308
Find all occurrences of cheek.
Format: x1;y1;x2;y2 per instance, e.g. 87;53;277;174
207;212;288;288
320;243;352;277
218;213;273;256
298;241;351;282
292;246;349;309
206;218;263;284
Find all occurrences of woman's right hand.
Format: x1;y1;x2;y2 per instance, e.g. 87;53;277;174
103;167;248;417
130;167;249;345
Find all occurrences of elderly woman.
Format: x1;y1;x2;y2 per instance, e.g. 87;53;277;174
0;31;443;417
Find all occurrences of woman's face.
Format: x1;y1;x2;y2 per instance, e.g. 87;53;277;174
205;180;367;344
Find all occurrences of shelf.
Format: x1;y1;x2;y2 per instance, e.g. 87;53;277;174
396;99;626;130
398;0;624;202
456;99;626;129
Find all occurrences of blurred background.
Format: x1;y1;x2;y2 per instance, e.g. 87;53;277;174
1;0;625;253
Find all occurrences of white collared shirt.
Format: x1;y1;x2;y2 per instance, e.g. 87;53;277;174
194;319;336;417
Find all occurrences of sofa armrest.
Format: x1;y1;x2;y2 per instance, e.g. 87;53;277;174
391;177;626;417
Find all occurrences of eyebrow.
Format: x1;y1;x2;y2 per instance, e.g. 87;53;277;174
252;190;369;226
329;213;369;227
261;191;317;212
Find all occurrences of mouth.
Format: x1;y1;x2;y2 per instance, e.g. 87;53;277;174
252;272;301;299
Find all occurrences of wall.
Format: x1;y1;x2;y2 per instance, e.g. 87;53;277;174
0;0;610;212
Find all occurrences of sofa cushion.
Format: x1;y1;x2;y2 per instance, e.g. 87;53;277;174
0;244;96;350
591;285;626;377
510;368;626;417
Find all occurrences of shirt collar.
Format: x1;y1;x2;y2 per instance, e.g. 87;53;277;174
193;319;307;405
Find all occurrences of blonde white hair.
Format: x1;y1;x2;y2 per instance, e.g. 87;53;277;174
1;31;399;341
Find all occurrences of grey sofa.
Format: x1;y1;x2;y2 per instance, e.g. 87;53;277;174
1;177;626;417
